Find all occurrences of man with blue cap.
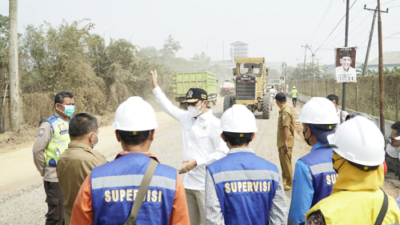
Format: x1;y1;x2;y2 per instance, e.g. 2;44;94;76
288;97;339;225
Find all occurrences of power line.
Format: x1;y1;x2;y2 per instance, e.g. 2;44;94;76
309;0;334;43
349;12;372;35
358;32;400;49
323;10;371;48
349;8;363;23
316;0;358;51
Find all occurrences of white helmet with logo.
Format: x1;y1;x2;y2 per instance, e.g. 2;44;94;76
293;86;296;89
220;104;257;133
327;116;384;166
113;97;158;131
297;97;338;125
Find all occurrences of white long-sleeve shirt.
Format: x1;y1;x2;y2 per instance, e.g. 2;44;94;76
153;86;229;190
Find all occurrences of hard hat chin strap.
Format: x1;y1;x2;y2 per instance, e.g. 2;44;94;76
348;161;380;172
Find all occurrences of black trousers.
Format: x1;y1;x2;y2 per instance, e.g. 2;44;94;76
292;97;297;105
44;181;64;225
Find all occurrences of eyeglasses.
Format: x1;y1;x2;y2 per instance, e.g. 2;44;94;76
389;136;400;145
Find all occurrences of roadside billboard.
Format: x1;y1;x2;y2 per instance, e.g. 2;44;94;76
335;47;357;83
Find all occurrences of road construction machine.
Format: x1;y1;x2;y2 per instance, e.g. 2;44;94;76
223;58;270;119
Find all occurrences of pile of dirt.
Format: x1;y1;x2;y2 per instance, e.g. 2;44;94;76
0;124;38;154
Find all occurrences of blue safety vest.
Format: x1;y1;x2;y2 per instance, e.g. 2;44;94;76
299;147;337;206
207;151;279;225
90;153;177;225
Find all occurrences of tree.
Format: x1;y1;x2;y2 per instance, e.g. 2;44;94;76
0;14;10;67
9;0;19;132
159;35;181;58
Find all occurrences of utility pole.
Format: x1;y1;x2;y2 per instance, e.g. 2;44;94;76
377;0;385;135
341;0;350;122
362;5;388;76
301;45;308;77
306;44;317;77
9;0;19;132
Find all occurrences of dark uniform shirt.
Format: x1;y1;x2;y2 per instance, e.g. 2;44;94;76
277;105;294;148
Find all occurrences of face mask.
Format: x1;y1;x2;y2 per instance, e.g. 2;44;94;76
58;104;75;117
188;101;204;117
89;132;99;148
303;131;312;146
386;143;400;158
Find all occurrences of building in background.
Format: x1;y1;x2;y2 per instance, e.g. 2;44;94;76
230;41;248;61
368;51;400;72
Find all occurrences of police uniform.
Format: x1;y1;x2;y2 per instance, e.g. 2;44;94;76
32;113;70;225
277;103;294;188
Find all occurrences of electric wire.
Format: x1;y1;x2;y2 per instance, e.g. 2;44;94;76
316;0;358;52
309;0;335;44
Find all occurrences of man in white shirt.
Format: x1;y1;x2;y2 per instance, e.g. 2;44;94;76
269;86;276;111
327;94;348;126
151;70;229;225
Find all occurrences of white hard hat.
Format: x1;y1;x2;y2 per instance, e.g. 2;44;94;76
297;97;339;125
113;97;158;131
220;104;257;133
293;86;296;89
327;116;384;166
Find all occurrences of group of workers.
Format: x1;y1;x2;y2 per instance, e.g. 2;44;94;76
32;70;400;225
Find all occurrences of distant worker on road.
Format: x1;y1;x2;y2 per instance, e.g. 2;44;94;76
327;94;348;125
291;86;298;107
205;104;287;224
32;91;75;225
269;85;276;111
151;70;228;225
275;93;295;191
71;97;190;224
306;117;400;224
288;97;338;225
56;113;106;225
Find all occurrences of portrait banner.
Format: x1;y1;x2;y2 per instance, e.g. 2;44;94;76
335;47;357;83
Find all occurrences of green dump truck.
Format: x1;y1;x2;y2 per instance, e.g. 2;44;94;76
173;71;217;108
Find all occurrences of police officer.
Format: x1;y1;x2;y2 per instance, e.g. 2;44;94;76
32;91;75;225
288;97;338;225
275;92;295;190
205;104;287;224
71;97;190;224
306;117;400;224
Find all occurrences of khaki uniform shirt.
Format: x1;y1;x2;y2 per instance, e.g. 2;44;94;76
56;142;107;225
32;113;66;182
277;105;294;148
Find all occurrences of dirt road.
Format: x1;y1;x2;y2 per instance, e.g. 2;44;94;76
0;97;398;224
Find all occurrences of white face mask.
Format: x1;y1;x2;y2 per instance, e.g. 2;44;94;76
386;143;400;158
188;101;204;117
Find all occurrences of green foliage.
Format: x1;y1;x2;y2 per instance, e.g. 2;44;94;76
0;14;10;68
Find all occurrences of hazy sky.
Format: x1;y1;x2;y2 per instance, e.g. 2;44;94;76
1;0;400;66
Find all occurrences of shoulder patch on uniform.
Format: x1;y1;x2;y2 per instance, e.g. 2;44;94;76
282;115;286;120
38;128;45;137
